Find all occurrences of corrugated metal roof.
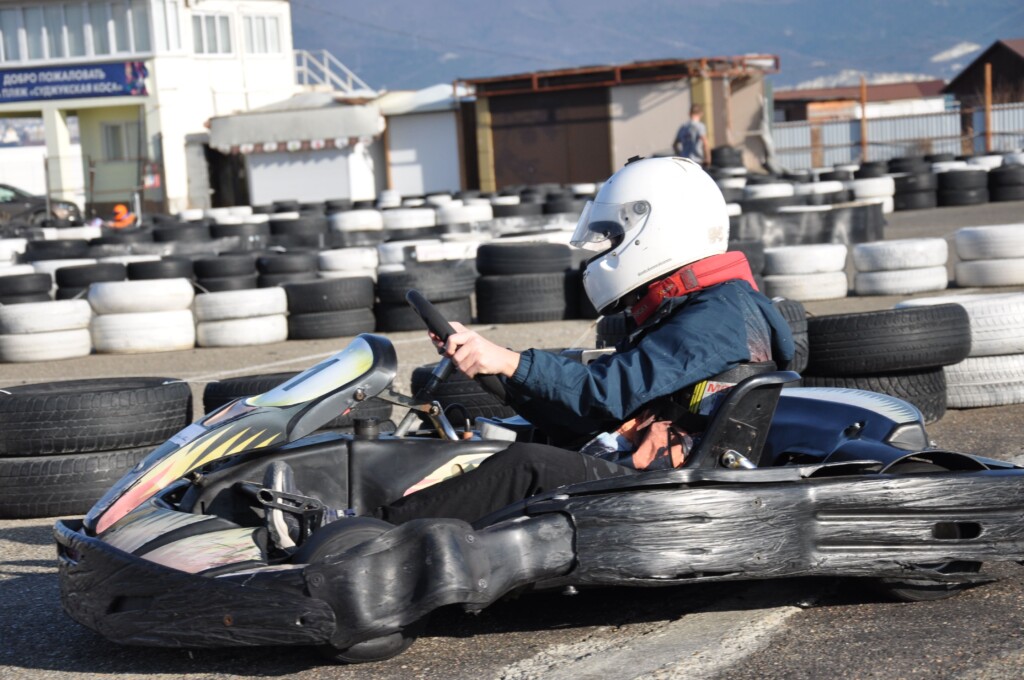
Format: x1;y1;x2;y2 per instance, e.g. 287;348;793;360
774;80;947;103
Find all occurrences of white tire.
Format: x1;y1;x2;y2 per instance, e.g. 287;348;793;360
402;198;426;207
763;271;848;301
967;155;1003;170
0;328;91;362
425;194;454;206
945;355;1024;408
319;267;378;281
726;203;742;217
717;177;747;189
793;180;844;196
0;238;27;261
413;240;480;262
436;203;493;225
227;205;253;217
0;264;36;277
854;266;948;296
318;247;379;271
377;190;402;209
570;183;597;195
1004;152;1024;166
90;310;196;354
98;254;161;265
490;195;521;206
462;197;493;207
743;183;794;199
763;243;848;275
179;208;206;221
328;210;384;232
955;259;1024;287
197;314;288;348
954;224;1024;260
382;208;436;230
777;205;831;213
193;287;287;322
835;164;859;173
848;176;895;198
31;258;96;280
0;300;92;334
897;292;1024;357
932;161;968;173
89;278;195;314
852;238;948;272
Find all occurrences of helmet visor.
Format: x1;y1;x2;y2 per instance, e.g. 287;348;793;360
570;199;651;252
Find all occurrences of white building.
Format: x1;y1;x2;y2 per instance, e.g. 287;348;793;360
0;0;297;216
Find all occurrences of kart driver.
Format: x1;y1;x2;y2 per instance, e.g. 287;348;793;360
374;156;794;524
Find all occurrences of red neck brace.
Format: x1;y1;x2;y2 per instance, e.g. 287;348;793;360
629;251;758;325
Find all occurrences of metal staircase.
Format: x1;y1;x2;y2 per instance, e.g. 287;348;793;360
294;50;374;95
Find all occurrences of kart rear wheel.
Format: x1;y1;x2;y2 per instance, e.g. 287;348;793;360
295;518;426;664
878;461;982;602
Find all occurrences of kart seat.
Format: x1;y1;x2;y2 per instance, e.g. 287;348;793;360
685;368;800;469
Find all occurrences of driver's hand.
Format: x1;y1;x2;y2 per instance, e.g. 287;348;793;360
430;322;521;378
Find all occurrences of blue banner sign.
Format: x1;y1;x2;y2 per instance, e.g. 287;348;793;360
0;61;148;104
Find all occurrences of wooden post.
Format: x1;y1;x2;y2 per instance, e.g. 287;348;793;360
984;62;993;153
859;76;868;162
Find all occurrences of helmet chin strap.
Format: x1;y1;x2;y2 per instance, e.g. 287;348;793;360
629;251;758;325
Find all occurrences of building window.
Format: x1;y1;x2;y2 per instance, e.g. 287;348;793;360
0;2;154;63
152;0;182;52
243;15;281;54
102;121;141;161
193;13;232;55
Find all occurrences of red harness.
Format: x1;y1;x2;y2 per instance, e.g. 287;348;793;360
629;251;758;325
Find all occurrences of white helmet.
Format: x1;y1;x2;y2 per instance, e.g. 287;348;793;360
572;157;729;315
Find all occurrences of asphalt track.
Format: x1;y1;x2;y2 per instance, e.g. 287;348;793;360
1;201;1023;680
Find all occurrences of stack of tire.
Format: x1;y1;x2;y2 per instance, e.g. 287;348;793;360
801;304;972;423
740;182;802;214
937;168;989;207
896;293;1024;409
475;242;576;323
851;238;948;296
193;254;258;292
194;287;289;347
711;146;745;174
54;262;127;300
762;244;848;302
283;277;377;339
0;299;92;362
317;246;379;281
255;252;318;287
0;271;51;305
953;224;1024;288
202;372;393;432
88;278;196;353
988;163;1024;203
375;259;476;331
383;208;437;243
793;180;847;206
0;377;192;518
269;213;328;249
327;208;386;248
437;201;493;235
847;176;896;214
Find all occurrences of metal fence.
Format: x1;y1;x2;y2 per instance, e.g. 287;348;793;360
772;102;1024;171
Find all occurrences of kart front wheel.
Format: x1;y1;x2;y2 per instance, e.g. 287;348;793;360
295;518;427;663
878;461;982;602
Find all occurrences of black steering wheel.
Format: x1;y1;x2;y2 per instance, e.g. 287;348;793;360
405;290;508;402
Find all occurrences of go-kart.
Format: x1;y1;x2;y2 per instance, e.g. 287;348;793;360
55;291;1024;664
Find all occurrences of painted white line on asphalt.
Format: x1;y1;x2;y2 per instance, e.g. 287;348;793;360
496;585;806;680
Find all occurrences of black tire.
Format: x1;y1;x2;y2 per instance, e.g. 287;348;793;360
888;157;931;174
476;272;571;324
375;297;472;332
492;202;543;218
739;195;804;214
925;152;955;162
0;292;52;304
410;364;516;420
288;308;376;339
273;200;300;213
596;312;631;349
806;305;971;376
209;222;271;239
877;461;982;601
0;273;52;295
475;242;572;275
90;228;154;245
153;224;211;242
893;191;938;211
937;188;989;206
283;277;375;313
0;377;192;456
987;164;1024;186
54;262;127;288
711;146;743;168
23;239;90;261
0;446;152;518
937;171;987;191
195;274;259;292
819;170;853;182
773;298;809;374
257;252;318;274
377;262;477;304
893;172;938;193
728;239;766;274
270;216;328;236
990;184;1024;202
854;161;888;178
257;272;319;288
55;287;88;300
127;258;194;280
800;368;947;423
193;255;257;278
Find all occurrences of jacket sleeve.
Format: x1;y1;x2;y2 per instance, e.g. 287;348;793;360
504;290;758;436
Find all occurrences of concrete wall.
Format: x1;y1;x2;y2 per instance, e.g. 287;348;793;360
77;104;145;208
608;80;690;169
245;143;376;204
386;110;460;196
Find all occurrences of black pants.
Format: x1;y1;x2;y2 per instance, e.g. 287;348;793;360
373;442;633;525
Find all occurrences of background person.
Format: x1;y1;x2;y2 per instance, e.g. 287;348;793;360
673;104;710;167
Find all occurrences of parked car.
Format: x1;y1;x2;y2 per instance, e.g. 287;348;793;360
0;183;82;225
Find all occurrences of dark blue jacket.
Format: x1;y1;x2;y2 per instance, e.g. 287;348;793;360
504;280;795;444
